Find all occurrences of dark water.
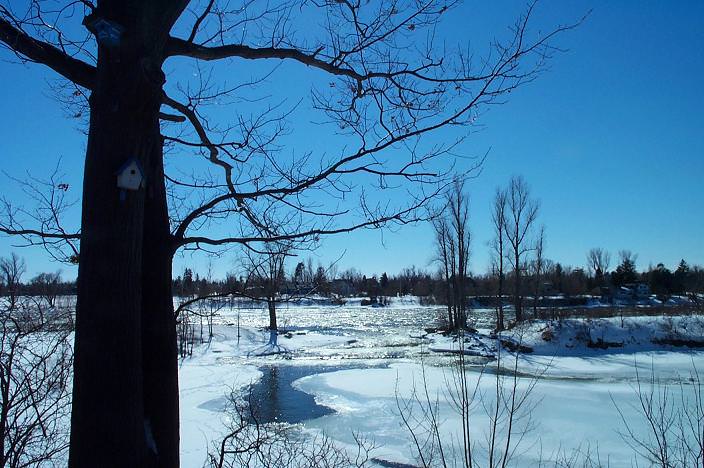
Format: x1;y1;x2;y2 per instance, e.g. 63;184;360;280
248;364;377;424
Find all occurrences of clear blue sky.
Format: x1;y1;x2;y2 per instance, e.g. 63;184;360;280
1;1;703;280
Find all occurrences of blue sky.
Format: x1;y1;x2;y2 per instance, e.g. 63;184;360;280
1;1;703;280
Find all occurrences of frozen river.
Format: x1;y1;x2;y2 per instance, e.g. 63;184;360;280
179;297;704;467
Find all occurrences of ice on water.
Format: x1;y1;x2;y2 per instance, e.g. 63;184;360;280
178;296;704;467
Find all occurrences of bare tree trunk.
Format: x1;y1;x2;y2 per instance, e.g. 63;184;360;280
532;279;540;318
141;146;179;468
492;189;507;332
69;3;187;465
531;226;545;319
70;49;158;468
268;300;277;331
450;181;470;329
445;267;454;330
435;219;454;330
498;265;505;331
268;299;278;345
514;244;523;323
434;180;470;331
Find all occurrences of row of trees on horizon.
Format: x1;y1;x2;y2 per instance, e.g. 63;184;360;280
166;252;703;299
1;251;702;305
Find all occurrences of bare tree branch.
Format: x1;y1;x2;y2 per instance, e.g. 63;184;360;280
0;16;95;89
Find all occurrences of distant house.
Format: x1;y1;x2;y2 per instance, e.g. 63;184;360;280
625;283;650;298
616;282;651;301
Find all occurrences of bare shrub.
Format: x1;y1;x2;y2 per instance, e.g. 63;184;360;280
397;331;542;467
209;390;376;468
548;442;607;468
612;361;704;467
0;297;72;467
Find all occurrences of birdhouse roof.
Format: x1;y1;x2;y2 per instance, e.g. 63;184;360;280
115;158;145;176
85;16;125;34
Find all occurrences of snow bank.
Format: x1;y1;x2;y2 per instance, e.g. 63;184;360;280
179;330;261;467
506;314;704;355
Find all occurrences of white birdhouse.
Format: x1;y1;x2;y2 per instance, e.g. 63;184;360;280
116;158;145;191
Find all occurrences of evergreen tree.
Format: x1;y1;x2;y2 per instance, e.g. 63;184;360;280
673;259;690;294
648;263;673;296
380;272;389;292
183;268;194;296
612;251;638;287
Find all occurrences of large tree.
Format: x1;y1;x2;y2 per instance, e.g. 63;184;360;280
0;1;578;466
240;239;290;346
586;247;611;285
503;175;539;322
432;177;471;329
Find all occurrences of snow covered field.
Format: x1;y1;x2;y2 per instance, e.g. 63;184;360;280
178;297;704;467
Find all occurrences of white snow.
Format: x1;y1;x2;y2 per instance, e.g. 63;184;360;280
175;298;704;467
179;328;261;467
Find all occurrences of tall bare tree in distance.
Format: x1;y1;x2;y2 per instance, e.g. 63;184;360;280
433;178;471;329
241;241;290;347
530;225;546;318
0;254;25;310
491;187;508;331
0;1;581;466
587;247;611;285
504;175;540;323
434;216;455;329
450;179;472;329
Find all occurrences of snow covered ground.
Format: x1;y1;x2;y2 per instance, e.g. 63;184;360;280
178;297;704;467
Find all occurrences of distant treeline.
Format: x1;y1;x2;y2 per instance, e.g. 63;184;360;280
2;253;703;303
0;254;75;306
0;276;76;297
171;256;704;302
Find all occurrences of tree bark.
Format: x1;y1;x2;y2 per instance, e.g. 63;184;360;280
268;299;278;345
497;269;505;331
69;46;158;468
497;229;505;331
514;246;523;323
141;138;180;467
268;300;277;331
